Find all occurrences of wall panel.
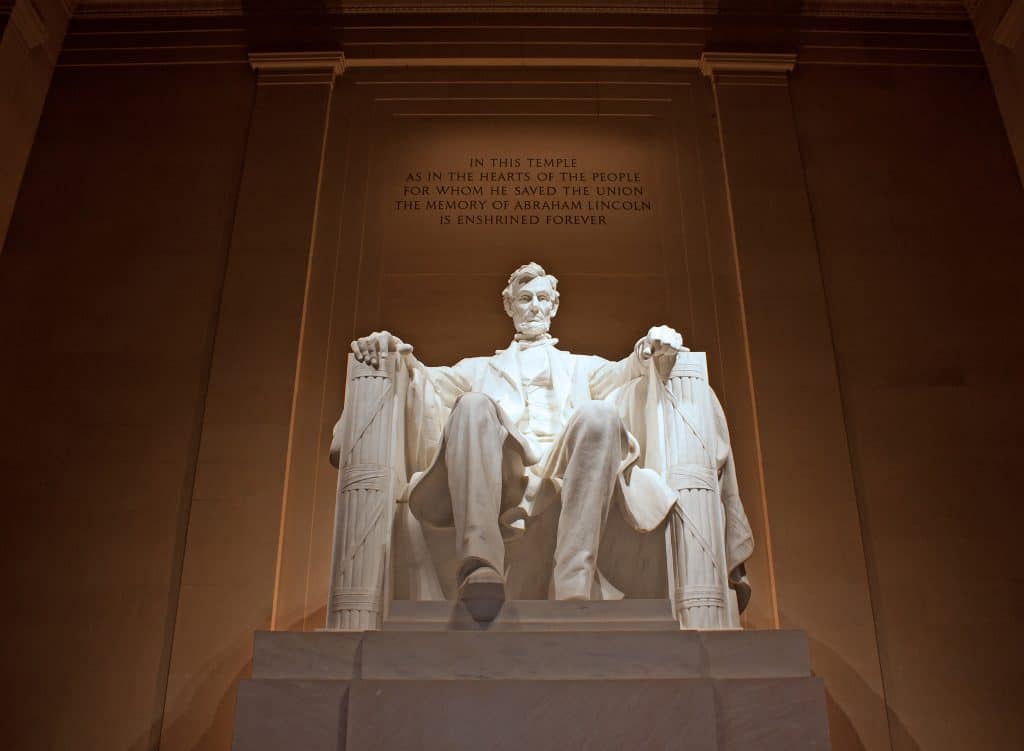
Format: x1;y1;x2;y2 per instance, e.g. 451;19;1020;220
0;65;254;750
792;63;1024;751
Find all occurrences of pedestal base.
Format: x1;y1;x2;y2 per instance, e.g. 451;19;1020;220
232;601;830;750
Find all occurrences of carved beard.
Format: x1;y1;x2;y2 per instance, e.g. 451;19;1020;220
514;316;550;339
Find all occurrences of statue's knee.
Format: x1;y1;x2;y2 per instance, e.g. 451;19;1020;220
451;392;498;424
575;401;620;431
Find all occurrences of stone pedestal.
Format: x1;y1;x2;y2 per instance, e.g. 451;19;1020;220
232;601;830;750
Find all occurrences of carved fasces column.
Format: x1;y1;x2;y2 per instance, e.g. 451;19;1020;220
326;355;408;630
661;352;740;630
701;52;891;750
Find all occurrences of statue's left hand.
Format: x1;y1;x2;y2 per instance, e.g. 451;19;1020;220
638;325;686;361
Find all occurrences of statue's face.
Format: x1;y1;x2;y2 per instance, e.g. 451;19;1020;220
509;276;557;340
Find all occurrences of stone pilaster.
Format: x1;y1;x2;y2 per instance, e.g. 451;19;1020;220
249;50;346;86
0;0;77;252
158;49;343;751
701;50;892;751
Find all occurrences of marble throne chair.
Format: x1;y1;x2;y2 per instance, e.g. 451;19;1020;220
325;350;748;632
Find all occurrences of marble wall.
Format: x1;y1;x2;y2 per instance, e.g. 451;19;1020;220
970;0;1024;181
792;63;1024;750
0;65;254;749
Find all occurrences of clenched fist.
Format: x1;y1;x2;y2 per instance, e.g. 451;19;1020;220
637;325;686;361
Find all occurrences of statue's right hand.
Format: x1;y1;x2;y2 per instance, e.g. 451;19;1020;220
350;330;412;368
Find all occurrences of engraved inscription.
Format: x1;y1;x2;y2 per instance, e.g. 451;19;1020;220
393;156;654;226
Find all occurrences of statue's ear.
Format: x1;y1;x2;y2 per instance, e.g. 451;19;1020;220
550;298;559;318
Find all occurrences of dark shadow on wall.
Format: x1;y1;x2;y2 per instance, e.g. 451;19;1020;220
241;1;340;53
132;644;250;751
808;635;922;751
139;608;318;751
708;0;803;52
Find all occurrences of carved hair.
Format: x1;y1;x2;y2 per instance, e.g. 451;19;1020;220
502;262;560;317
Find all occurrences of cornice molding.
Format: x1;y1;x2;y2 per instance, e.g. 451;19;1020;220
799;0;965;19
74;0;969;21
249;51;345;85
78;0;240;15
699;51;797;80
59;5;981;70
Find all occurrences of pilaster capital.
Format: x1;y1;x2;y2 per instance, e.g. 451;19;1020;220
249;51;346;86
699;52;797;85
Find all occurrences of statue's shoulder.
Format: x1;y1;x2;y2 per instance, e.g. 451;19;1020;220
449;354;493;374
559;349;610;367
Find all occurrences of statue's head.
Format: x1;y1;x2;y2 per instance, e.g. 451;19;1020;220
502;262;560;341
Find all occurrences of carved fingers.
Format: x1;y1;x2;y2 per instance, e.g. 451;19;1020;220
350;330;412;368
639;325;686;360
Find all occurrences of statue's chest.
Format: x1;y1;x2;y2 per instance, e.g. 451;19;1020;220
517;346;551;383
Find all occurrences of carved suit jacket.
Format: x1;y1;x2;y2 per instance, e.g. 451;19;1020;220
402;339;678;535
425;339;640;447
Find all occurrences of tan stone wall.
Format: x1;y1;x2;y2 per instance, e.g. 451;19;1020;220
971;0;1024;182
791;64;1024;750
0;65;254;749
2;40;1022;751
0;0;75;250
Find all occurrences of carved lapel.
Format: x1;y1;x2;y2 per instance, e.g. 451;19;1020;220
548;347;574;415
485;343;523;403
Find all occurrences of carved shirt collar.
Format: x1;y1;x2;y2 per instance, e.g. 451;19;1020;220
510;334;559;351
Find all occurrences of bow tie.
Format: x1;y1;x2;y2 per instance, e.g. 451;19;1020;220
512;335;559;351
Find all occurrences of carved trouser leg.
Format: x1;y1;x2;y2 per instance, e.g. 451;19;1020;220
553;401;628;600
444;393;524;582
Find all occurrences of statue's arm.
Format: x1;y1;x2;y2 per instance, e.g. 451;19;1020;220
409;357;489;474
415;360;472;411
587;351;644;400
588;325;684;399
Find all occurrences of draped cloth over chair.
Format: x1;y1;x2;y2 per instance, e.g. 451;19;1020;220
609;352;754;629
327;350;753;630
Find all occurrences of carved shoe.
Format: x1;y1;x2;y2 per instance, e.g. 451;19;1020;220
457;566;506;623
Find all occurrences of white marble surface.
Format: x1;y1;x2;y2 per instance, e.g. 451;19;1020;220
383;597;679;631
346;678;718;751
250;623;812;681
330;262;753;629
360;631;706;680
232;678;348;751
252;631;362;679
715;677;831;750
234;626;829;751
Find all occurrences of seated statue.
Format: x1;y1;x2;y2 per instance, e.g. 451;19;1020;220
328;262;753;628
